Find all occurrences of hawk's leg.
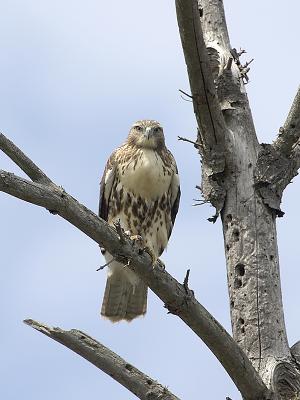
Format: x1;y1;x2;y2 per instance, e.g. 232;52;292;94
130;235;157;266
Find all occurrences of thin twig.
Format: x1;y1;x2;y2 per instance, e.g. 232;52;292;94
178;89;193;99
183;269;190;293
178;136;199;148
237;48;246;57
244;58;254;68
192;198;209;206
96;257;115;271
179;95;193;102
24;319;180;400
230;49;253;84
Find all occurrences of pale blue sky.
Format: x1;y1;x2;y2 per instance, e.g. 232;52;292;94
0;1;299;399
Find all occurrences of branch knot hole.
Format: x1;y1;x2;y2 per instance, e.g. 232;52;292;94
125;363;133;371
233;228;240;242
224;214;233;231
225;213;232;223
235;263;245;277
234;278;242;289
238;317;245;334
234;263;245;290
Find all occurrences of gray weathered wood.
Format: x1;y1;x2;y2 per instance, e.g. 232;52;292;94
24;319;180;400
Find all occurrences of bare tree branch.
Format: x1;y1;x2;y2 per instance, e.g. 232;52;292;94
177;136;199;148
0;133;53;185
0;134;270;400
24;319;179;400
273;86;300;158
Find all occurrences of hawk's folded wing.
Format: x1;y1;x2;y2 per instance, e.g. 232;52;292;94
168;155;181;239
99;151;117;222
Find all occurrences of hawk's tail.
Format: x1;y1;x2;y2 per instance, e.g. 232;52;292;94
101;267;147;322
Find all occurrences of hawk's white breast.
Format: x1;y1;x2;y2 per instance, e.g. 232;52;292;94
120;149;172;199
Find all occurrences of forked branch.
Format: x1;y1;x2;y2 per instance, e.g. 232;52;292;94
24;319;179;400
0;133;270;399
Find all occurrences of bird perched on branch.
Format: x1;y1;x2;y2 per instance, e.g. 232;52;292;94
99;120;180;322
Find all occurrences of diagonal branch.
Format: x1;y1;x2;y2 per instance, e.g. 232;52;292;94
273;86;300;158
24;319;179;400
0;134;270;400
0;133;53;184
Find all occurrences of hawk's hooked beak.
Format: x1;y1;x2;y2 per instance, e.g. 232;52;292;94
145;127;152;140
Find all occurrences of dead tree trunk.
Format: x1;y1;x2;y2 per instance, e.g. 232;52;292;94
176;0;300;398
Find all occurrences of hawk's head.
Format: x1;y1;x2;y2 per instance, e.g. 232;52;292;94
127;120;165;150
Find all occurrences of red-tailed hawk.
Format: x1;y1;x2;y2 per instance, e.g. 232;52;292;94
99;120;180;322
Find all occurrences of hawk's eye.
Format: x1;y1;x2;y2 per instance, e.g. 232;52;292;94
135;126;142;132
153;127;161;133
